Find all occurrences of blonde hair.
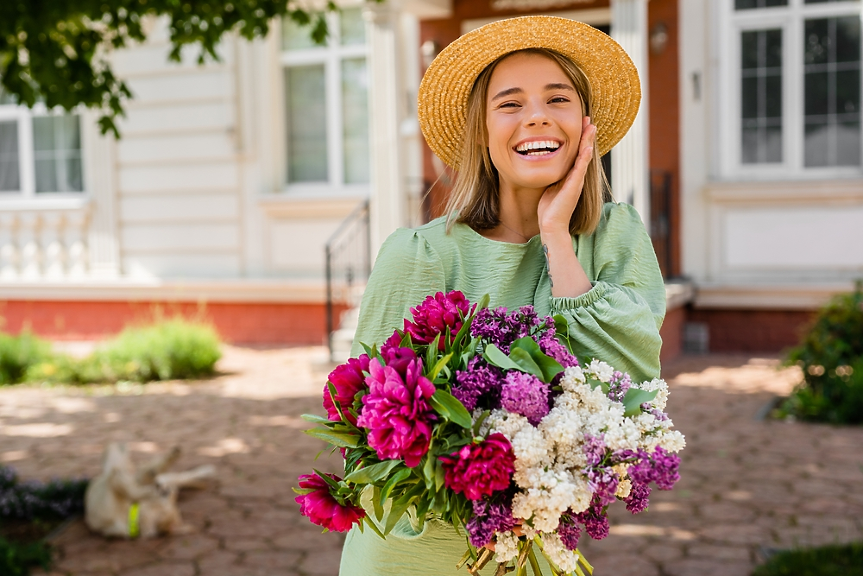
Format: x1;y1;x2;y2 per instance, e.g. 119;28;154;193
444;48;612;236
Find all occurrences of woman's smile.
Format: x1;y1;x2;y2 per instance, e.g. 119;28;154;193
486;52;584;194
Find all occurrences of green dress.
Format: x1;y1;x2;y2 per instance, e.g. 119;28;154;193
339;202;665;576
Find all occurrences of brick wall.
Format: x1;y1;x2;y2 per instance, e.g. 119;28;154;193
0;300;347;345
688;308;815;354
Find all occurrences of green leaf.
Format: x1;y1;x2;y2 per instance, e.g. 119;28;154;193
304;428;359;448
360;342;374;358
484;343;522;371
476;293;491;311
363;514;386;539
384;496;413;536
312;469;341;491
301;413;334;425
430;389;472;429
472;410;491;437
344;459;403;484
372;485;384;521
434;460;446;491
379;468;412;506
509;348;545;379
511;337;565;383
622;388;659;417
553;314;570;337
428;353;453;381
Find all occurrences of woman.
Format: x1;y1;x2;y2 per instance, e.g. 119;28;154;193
339;16;665;576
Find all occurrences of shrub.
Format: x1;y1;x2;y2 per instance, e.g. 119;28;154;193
82;318;222;383
0;466;88;522
751;543;863;576
0;537;52;576
0;333;52;385
779;282;863;424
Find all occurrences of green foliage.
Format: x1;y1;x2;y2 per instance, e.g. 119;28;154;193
0;0;382;137
0;332;52;385
82;319;222;382
0;537;52;576
3;318;221;385
779;282;863;424
751;543;863;576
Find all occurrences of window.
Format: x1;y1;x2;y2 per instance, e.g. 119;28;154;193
281;7;370;191
0;89;85;196
725;0;862;177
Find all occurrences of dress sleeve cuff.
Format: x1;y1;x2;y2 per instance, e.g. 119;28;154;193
549;281;608;313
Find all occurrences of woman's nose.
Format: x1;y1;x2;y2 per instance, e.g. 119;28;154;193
524;102;551;126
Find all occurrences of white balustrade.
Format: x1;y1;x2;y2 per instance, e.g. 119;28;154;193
0;209;90;279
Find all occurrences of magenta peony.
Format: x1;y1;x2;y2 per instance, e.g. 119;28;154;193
323;354;370;425
357;352;436;467
404;290;472;349
439;433;515;500
295;473;365;532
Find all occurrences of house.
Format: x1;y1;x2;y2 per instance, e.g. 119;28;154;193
1;0;860;358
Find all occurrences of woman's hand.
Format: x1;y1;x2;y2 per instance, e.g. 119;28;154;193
537;116;597;236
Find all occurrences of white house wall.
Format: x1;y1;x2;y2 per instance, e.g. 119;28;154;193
679;0;863;309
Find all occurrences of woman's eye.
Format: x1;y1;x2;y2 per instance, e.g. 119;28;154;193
550;96;570;104
499;102;520;109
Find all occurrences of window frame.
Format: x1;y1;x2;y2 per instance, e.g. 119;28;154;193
278;7;371;197
0;102;89;203
720;0;863;180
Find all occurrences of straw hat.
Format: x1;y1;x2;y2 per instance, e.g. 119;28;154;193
418;16;641;169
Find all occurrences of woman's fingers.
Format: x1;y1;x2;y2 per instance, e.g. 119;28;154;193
484;521;525;551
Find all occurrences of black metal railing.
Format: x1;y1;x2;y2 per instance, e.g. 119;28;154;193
649;170;672;279
325;199;371;357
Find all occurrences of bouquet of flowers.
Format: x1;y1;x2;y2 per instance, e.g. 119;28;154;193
295;291;685;575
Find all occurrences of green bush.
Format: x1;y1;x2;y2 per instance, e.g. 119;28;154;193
0;537;52;576
13;318;222;386
779;282;863;424
751;543;863;576
0;332;52;385
79;319;222;383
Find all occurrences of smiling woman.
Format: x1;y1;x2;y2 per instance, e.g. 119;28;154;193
339;15;666;576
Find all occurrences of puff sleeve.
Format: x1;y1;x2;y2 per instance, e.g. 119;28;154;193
350;228;447;357
549;203;665;382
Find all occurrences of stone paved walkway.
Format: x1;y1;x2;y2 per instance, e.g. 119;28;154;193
1;347;861;576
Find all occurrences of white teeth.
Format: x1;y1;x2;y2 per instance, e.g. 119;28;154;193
515;140;561;153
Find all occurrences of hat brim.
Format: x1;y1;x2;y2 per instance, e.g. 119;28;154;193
418;16;641;169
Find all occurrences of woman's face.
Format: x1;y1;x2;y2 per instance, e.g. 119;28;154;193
485;52;584;193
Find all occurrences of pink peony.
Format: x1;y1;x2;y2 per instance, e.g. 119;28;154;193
295;473;365;532
323;354;370;425
404;291;473;349
356;351;436;467
439;433;515;500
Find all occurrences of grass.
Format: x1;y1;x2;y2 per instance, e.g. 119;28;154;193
752;543;863;576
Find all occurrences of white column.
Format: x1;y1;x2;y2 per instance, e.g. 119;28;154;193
364;1;407;259
83;111;120;277
41;213;66;278
0;214;19;279
610;0;650;226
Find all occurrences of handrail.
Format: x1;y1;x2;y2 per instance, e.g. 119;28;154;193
325;199;371;359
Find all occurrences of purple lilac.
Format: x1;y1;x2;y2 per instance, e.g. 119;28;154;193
627;447;681;491
586;467;619;506
452;357;502;411
582;434;606;467
499;371;550;425
471;306;540;352
557;514;582;550
466;499;517;547
606;371;632;403
574;499;610;540
624;481;651;514
537;328;579;368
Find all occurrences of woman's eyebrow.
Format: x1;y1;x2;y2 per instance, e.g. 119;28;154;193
545;83;575;92
491;87;523;102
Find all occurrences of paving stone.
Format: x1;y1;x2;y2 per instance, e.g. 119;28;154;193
5;349;863;576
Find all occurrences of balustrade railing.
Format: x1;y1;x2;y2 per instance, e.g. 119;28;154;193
0;209;90;279
325;199;371;359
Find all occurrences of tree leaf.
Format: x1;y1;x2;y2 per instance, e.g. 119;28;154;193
509;348;544;380
430;390;472;429
428;353;453;381
372;485;384;522
301;413;334;425
384;496;413;536
511;337;564;383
